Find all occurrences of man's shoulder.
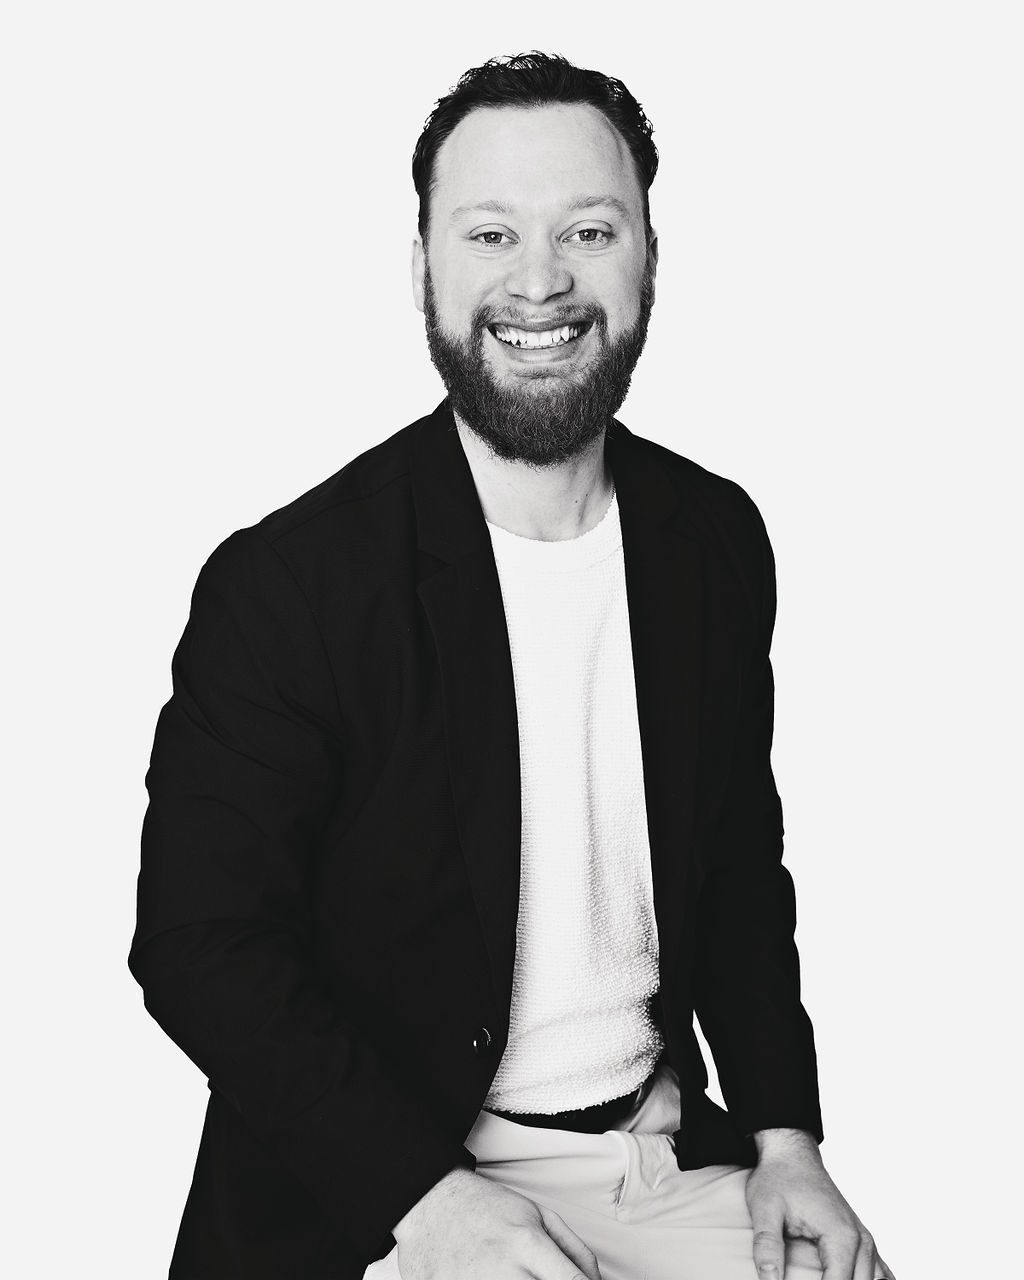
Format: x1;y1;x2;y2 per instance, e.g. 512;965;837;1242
615;421;771;554
255;410;430;547
618;425;775;628
193;409;434;599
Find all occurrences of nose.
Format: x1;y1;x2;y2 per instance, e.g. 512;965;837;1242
504;239;573;305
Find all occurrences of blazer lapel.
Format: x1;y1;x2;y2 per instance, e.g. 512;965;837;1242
410;401;703;1012
410;404;522;1014
607;422;704;987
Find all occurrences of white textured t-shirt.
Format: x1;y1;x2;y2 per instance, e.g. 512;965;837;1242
482;490;664;1115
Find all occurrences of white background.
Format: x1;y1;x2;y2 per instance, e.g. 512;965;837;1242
4;3;1021;1277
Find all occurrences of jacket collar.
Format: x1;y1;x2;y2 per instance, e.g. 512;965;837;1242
409;398;683;561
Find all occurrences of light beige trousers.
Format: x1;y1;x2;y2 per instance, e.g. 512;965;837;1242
364;1064;827;1279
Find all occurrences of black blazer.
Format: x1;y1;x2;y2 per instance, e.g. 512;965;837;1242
129;399;822;1279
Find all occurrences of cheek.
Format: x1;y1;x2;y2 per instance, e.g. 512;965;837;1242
585;255;646;328
435;259;501;328
603;290;644;340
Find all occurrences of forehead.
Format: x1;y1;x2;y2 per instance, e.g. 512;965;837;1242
432;102;643;223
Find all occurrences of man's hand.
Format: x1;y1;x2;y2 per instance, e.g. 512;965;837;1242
747;1130;895;1280
392;1167;601;1280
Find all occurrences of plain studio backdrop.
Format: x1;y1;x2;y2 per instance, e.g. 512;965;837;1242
3;3;1020;1277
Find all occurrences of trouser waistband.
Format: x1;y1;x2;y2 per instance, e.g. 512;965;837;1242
484;1071;656;1134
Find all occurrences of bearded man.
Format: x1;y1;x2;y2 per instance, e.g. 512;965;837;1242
129;52;894;1280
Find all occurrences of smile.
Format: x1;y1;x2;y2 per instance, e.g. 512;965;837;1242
488;321;592;349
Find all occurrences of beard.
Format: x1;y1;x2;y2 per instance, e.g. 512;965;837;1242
422;260;654;468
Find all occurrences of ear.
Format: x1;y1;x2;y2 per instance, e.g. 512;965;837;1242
647;226;659;303
411;235;426;314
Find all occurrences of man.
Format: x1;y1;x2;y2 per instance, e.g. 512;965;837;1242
129;52;893;1280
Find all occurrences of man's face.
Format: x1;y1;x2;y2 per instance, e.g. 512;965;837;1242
412;103;657;467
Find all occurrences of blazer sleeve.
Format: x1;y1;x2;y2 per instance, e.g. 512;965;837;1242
128;526;475;1259
692;492;824;1144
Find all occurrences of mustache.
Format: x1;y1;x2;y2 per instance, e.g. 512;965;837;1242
472;304;606;330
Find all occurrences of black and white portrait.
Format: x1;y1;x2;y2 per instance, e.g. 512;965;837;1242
5;6;1019;1279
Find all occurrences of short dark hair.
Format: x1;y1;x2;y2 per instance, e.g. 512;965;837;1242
412;51;659;247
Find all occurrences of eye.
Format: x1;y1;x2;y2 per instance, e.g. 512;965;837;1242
565;227;613;247
472;231;515;248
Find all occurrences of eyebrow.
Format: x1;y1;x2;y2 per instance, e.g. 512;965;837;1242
449;194;632;222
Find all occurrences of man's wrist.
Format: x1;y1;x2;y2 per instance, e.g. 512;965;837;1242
751;1126;822;1163
392;1165;478;1238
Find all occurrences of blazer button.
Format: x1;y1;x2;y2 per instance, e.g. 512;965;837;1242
472;1027;493;1057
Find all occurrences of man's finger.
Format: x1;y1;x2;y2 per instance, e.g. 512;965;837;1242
852;1234;876;1280
874;1252;896;1280
538;1204;602;1280
750;1221;786;1279
818;1228;861;1280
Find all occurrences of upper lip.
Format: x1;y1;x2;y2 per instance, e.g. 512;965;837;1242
487;318;592;332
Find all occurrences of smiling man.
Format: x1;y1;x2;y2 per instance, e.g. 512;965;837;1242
129;53;893;1280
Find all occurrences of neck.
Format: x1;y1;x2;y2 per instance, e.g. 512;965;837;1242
453;410;614;542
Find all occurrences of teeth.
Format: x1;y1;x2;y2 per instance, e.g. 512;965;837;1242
493;324;582;348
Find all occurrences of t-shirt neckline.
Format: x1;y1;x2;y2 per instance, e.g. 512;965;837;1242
485;490;622;572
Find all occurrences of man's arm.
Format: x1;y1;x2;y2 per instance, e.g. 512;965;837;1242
128;527;474;1260
692;489;823;1140
693;492;893;1280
